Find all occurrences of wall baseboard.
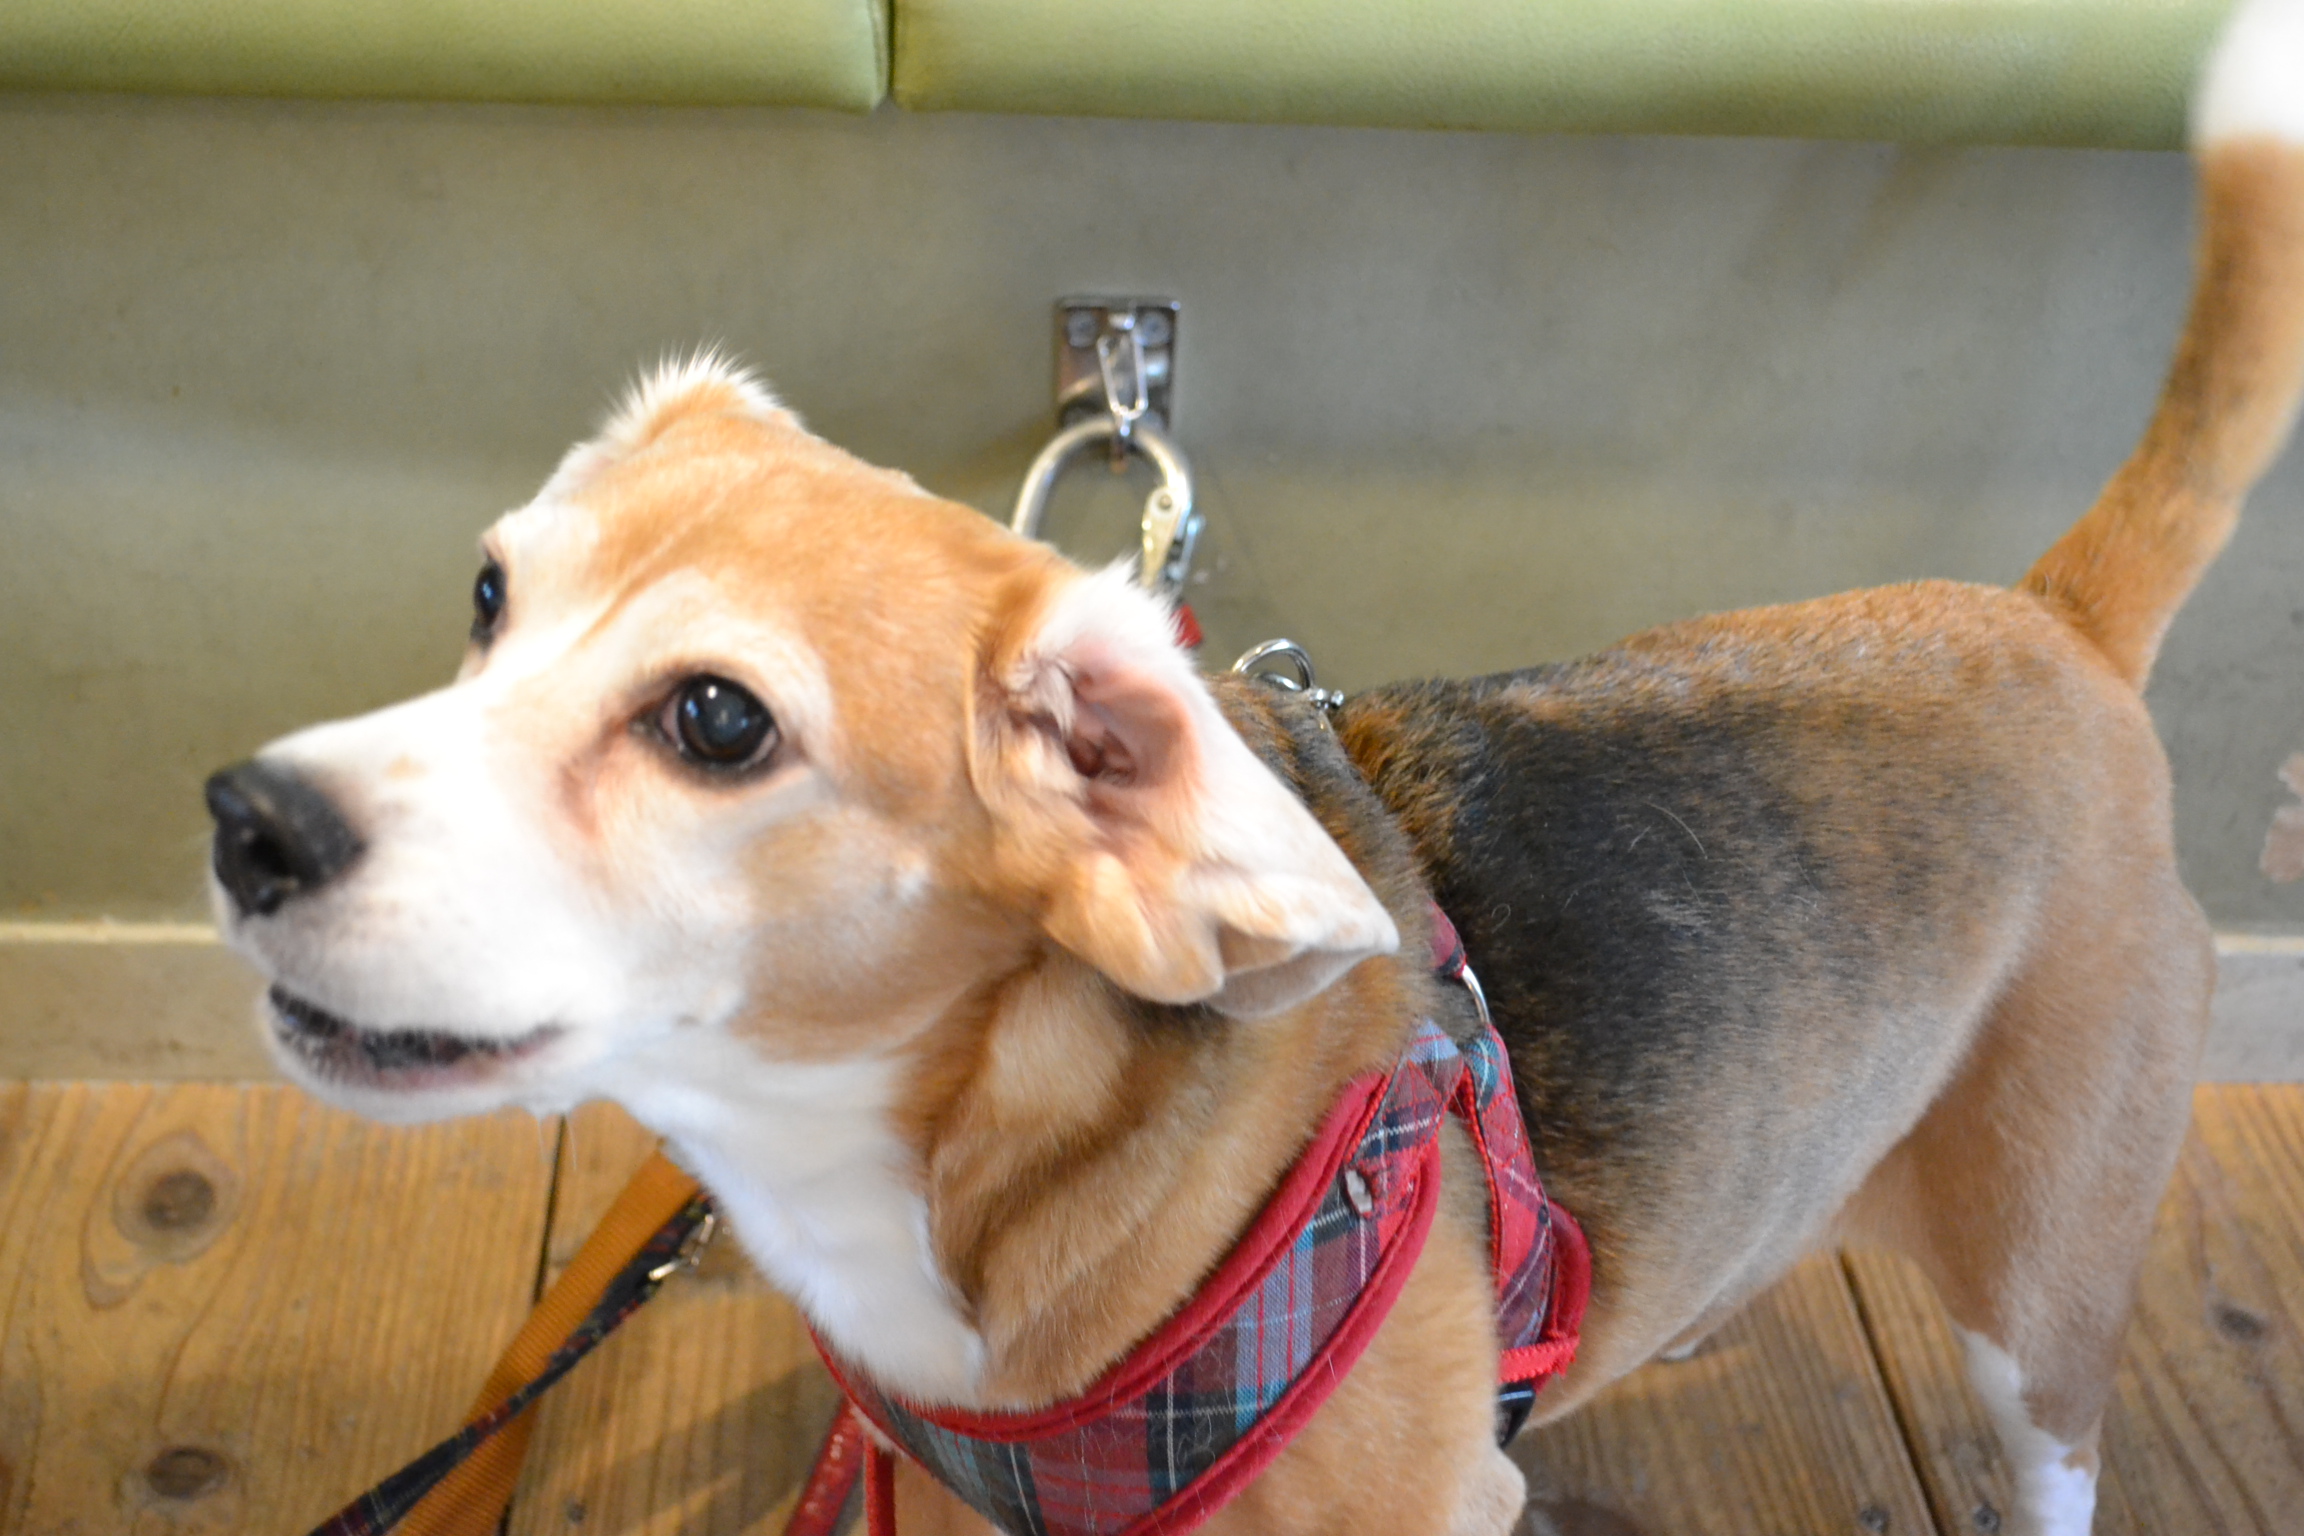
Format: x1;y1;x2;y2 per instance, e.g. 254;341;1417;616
2198;934;2304;1080
0;922;272;1079
4;922;2300;1082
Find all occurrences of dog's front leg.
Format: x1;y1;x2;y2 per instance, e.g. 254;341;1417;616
1450;1446;1530;1536
1188;1186;1514;1536
891;1454;1004;1535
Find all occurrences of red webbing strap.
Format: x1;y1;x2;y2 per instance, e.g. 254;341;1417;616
782;1404;871;1536
867;1443;899;1536
779;1411;897;1536
1172;603;1203;650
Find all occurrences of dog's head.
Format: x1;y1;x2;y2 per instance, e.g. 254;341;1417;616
209;356;1399;1127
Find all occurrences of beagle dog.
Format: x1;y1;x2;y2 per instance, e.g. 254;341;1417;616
206;5;2304;1533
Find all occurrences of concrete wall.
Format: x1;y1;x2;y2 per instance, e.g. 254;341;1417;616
5;90;2304;938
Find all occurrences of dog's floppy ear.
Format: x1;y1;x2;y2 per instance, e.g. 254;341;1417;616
970;565;1399;1018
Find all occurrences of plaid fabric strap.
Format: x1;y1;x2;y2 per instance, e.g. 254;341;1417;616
822;1008;1585;1536
1426;902;1589;1390
1451;1019;1586;1385
301;1193;717;1536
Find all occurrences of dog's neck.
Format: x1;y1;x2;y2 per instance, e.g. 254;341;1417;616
912;954;1414;1407
608;949;1409;1410
602;1026;990;1402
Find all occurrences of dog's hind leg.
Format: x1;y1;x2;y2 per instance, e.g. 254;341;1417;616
1839;885;2213;1536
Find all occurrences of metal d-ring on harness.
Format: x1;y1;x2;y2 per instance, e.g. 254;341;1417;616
1231;638;1491;1033
1011;312;1203;604
1230;638;1347;726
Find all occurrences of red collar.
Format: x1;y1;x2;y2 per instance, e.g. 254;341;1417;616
790;908;1589;1536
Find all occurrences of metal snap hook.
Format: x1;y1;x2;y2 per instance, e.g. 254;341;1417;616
1231;638;1347;727
1010;415;1201;600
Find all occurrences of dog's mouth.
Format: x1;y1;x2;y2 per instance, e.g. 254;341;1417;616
268;986;561;1090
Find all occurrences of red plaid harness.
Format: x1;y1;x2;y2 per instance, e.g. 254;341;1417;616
791;911;1591;1536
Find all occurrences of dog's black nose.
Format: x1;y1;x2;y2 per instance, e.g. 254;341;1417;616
204;760;364;918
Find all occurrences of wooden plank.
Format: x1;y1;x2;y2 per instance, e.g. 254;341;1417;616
1845;1084;2304;1536
509;1104;846;1536
1516;1252;1937;1536
0;1081;555;1535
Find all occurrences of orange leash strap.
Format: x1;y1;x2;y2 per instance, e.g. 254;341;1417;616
394;1151;704;1536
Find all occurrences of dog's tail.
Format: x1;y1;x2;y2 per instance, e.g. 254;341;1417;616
2022;0;2304;689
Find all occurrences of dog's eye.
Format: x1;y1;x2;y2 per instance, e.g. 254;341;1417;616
471;560;507;643
662;676;778;770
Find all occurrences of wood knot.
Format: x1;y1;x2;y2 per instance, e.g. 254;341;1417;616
145;1446;230;1501
1858;1503;1891;1532
142;1169;217;1232
111;1131;238;1265
2214;1301;2268;1343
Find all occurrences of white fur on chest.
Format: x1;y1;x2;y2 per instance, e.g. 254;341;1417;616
576;1033;986;1405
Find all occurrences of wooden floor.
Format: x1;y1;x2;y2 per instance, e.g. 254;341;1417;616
3;1086;2299;1536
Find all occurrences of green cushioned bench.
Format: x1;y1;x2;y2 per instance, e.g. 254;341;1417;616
0;0;2239;147
0;0;889;110
893;0;2233;149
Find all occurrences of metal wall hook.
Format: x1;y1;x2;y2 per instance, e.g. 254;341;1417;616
1012;298;1202;600
1057;298;1176;436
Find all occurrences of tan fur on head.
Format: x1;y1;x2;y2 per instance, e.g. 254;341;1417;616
538;349;791;504
605;348;784;448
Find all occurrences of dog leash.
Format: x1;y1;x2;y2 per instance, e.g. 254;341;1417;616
299;1151;884;1536
298;1152;714;1536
